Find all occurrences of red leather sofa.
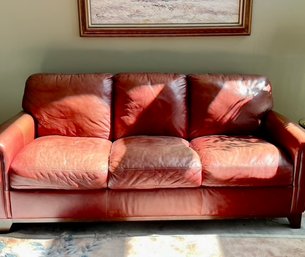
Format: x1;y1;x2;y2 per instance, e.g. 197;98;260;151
1;73;305;232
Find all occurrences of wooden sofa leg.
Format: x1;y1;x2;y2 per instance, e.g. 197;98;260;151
0;220;12;233
288;214;302;229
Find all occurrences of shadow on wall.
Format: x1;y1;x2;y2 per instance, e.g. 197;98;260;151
40;48;274;74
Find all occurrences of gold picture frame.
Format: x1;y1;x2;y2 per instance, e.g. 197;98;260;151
78;0;253;37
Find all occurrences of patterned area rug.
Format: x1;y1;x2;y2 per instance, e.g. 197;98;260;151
1;217;305;257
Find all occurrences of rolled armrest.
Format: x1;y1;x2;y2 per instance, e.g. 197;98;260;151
264;111;305;158
0;112;35;190
264;110;305;213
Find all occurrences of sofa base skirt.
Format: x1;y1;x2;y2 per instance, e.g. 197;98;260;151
9;187;293;221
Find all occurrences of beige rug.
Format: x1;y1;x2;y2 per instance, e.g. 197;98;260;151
1;217;305;257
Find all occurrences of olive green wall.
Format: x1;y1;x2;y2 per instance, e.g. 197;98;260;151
1;0;305;123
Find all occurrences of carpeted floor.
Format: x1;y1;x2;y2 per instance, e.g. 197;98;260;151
1;216;305;257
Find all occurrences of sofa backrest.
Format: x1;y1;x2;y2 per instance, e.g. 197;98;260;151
188;74;273;138
113;73;188;139
23;74;112;139
22;73;273;140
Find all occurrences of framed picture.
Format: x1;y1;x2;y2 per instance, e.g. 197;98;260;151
78;0;253;37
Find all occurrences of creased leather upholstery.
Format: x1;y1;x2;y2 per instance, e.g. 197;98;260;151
11;190;108;219
10;187;292;220
188;74;273;138
201;187;292;217
113;73;188;139
0;112;35;219
264;111;305;214
107;188;203;218
190;135;293;187
0;113;35;187
109;136;202;189
1;72;305;230
10;136;112;190
23;74;112;139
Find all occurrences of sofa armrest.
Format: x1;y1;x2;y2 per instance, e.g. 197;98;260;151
264;110;305;214
264;111;305;157
0;112;35;190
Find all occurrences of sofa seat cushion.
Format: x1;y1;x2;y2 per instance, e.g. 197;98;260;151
10;136;112;190
109;136;202;189
190;135;293;187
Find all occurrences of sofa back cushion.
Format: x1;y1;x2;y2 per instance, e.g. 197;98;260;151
188;74;273;138
113;73;188;139
23;74;112;139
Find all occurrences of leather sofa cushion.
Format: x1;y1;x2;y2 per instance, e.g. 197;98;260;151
188;74;273;138
190;135;293;187
10;136;112;190
22;74;112;139
113;73;188;139
109;136;202;189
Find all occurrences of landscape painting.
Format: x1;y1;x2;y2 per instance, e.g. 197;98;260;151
78;0;252;36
